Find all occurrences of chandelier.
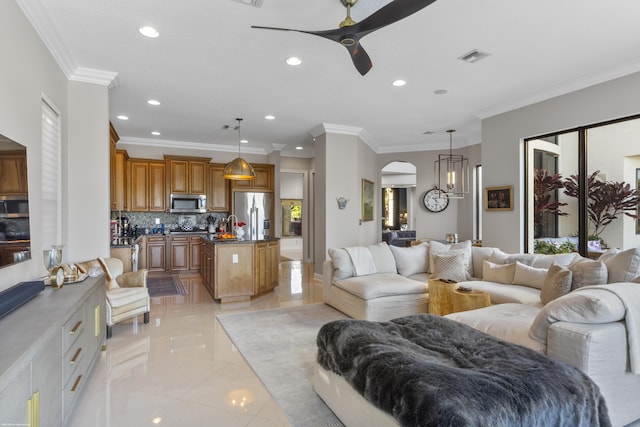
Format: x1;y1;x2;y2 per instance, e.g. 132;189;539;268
434;129;468;198
223;118;255;180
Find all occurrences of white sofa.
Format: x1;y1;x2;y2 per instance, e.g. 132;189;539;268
322;241;640;426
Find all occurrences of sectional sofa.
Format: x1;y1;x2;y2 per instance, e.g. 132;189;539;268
321;240;640;426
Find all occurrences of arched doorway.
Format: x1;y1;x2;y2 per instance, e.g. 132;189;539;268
381;161;417;236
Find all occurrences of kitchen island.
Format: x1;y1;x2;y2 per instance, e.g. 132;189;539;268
200;236;279;302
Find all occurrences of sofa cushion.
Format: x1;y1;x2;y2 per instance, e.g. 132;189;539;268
529;288;626;344
482;261;516;285
512;262;548;290
344;246;377;276
465;280;541;305
328;248;355;281
389;243;429;277
432;250;467;282
540;264;572;305
333;273;428;300
488;250;536;266
470;246;496;279
429;240;472;278
599;247;640;283
367;242;397;274
531;253;580;269
568;258;608;290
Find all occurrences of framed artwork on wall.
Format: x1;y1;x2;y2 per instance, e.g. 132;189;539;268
485;186;513;211
362;179;374;221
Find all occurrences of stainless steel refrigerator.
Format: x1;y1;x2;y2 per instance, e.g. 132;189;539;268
233;192;273;240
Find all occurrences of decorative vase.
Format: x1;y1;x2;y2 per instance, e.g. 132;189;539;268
235;226;245;239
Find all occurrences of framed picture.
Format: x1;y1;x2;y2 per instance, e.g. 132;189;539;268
485;186;513;211
362;179;374;221
636;169;640;234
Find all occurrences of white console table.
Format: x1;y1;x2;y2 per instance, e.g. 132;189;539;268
0;275;106;427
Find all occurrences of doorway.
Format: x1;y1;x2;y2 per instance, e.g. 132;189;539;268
381;161;417;234
280;171;305;261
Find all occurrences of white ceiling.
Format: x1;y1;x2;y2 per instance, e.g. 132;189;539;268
18;0;640;158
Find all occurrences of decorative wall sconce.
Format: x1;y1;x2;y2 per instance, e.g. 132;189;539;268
336;197;349;209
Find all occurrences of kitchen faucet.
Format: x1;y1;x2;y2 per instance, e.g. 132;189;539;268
226;214;238;232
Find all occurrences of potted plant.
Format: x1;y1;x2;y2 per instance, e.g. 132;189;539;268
533;169;568;238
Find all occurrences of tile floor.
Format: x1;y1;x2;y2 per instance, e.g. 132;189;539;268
66;261;323;427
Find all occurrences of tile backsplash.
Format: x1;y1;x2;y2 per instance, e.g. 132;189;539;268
111;211;228;234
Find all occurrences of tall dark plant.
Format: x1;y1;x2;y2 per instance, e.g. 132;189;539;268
534;169;568;236
563;170;640;239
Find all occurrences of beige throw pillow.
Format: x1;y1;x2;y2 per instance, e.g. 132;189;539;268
568;258;608;290
599;247;640;283
482;260;516;285
432;251;467;282
429;240;472;278
540;264;572;305
512;262;548;290
389;243;429;277
328;248;354;280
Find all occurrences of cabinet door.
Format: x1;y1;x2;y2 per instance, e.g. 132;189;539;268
254;242;268;295
147;238;166;271
207;164;230;211
215;244;253;300
189;161;206;194
148;161;166;212
189;236;201;270
169;160;189;194
32;330;63;427
268;241;280;288
230;163;274;191
129;161;149;211
0;155;28;195
170;237;189;271
0;365;30;427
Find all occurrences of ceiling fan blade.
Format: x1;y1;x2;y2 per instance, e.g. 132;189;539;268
345;40;373;76
351;0;438;38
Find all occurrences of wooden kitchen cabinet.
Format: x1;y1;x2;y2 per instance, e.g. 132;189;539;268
207;163;230;212
146;236;166;271
190;235;201;270
0;151;28;195
254;240;280;296
112;149;128;211
169;235;189;271
129;160;149;211
200;239;215;296
215;243;254;302
231;163;274;192
109;122;121;209
148;161;166;212
166;156;207;195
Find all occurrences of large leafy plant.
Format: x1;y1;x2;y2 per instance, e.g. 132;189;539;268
533;169;568;236
563;170;639;239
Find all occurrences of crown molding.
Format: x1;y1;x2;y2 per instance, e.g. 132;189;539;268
310;123;376;151
118;136;267;155
69;67;119;88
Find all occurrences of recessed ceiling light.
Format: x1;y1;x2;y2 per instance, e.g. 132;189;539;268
265;115;275;120
147;99;160;106
151;131;161;136
139;26;159;38
433;89;448;95
392;79;406;87
240;139;248;144
116;115;129;120
296;146;303;150
286;57;302;66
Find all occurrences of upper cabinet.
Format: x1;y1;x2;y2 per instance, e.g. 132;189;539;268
207;163;230;212
166;156;207;195
128;160;166;212
231;163;274;192
0;151;28;195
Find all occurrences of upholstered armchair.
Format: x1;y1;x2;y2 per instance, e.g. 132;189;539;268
75;258;150;339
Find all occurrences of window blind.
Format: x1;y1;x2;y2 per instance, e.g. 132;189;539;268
41;99;61;248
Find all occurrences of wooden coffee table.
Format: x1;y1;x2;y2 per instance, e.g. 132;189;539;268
428;278;457;316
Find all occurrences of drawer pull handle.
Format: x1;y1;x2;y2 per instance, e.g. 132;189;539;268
70;321;82;334
70;347;82;364
70;374;83;393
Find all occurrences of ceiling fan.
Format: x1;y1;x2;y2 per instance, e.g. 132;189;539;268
252;0;438;76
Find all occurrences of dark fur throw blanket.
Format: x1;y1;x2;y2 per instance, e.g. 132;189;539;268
316;314;610;427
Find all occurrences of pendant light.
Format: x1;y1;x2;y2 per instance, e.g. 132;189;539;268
434;129;468;198
223;117;255;180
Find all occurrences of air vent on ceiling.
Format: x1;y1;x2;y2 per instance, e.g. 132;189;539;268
230;0;264;7
458;49;490;64
423;131;436;135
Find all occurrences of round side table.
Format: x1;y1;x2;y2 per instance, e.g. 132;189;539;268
427;278;457;316
451;289;491;313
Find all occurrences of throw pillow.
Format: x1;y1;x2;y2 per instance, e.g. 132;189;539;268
116;269;147;288
471;246;495;279
512;261;548;290
367;242;397;274
599;247;640;283
531;253;580;269
540;263;572;305
482;260;516;285
389;243;429;277
344;247;377;276
328;248;354;280
429;240;472;278
568;258;608;291
432;250;467;282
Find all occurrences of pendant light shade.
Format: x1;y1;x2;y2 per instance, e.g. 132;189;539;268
434;129;469;198
223;118;255;180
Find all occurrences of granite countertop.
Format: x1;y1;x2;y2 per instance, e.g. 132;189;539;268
200;235;279;244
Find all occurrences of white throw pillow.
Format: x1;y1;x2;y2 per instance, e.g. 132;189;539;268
429;240;472;278
540;264;572;305
328;248;354;280
471;246;496;279
482;260;516;285
389;243;429;277
512;261;548;290
367;242;397;274
599;247;640;283
568;257;608;290
531;253;580;269
432;250;467;282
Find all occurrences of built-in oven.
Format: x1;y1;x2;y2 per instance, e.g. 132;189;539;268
170;194;207;213
0;195;29;218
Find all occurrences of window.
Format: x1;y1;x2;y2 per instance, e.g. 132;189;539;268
41;97;61;249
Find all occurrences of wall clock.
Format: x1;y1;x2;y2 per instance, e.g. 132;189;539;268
423;188;449;213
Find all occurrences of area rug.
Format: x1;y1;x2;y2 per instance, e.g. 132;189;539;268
216;303;348;427
147;273;188;297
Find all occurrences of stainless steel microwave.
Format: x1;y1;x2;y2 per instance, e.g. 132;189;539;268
170;194;206;213
0;195;29;218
